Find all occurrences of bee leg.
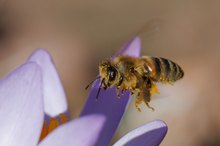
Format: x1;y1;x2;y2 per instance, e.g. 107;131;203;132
135;89;143;112
136;88;141;96
130;87;136;96
135;96;142;112
142;87;155;111
116;88;120;99
144;101;155;111
143;94;155;111
121;89;125;95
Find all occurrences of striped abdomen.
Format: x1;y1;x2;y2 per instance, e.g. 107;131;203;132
142;56;184;83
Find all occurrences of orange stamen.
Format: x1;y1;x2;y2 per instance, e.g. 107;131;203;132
60;113;68;124
39;113;69;142
47;118;59;133
39;121;48;141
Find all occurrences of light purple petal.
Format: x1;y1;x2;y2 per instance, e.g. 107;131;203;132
27;49;67;117
39;115;106;146
80;37;141;146
113;120;167;146
0;63;44;146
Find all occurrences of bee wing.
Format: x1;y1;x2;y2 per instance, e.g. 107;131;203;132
133;64;149;78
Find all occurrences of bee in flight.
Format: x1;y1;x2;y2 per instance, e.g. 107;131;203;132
86;55;184;112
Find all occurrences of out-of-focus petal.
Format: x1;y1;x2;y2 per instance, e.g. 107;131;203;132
0;63;44;146
27;49;67;117
39;115;105;146
80;37;141;146
114;37;141;58
113;120;168;146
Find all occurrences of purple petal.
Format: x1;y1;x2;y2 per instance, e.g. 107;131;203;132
0;63;44;146
80;37;141;146
39;115;106;146
113;120;167;146
114;37;141;58
27;49;68;117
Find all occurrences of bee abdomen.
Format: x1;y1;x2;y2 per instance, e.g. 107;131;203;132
145;57;184;83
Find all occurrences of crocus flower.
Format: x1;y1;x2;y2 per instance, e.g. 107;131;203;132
0;37;167;146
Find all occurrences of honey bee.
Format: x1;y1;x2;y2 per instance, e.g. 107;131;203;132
86;55;184;112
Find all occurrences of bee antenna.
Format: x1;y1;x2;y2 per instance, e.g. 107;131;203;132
96;78;104;100
85;76;101;90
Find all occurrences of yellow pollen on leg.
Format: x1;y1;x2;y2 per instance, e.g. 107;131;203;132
150;83;159;95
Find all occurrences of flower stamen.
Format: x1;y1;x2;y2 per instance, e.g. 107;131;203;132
39;112;69;141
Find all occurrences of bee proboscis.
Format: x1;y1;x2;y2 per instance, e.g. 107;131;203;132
86;55;184;111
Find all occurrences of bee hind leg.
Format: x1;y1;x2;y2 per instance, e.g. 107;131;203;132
143;88;155;111
144;101;155;111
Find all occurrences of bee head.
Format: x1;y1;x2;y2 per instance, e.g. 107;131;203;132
99;60;118;88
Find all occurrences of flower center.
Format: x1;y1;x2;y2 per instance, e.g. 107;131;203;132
39;112;69;141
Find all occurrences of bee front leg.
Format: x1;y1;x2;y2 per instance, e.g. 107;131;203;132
129;86;136;95
136;88;141;96
116;88;120;99
121;89;125;95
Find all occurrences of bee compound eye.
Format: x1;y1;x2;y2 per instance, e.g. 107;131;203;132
108;66;117;82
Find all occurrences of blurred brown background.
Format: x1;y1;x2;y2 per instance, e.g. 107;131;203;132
0;0;220;146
